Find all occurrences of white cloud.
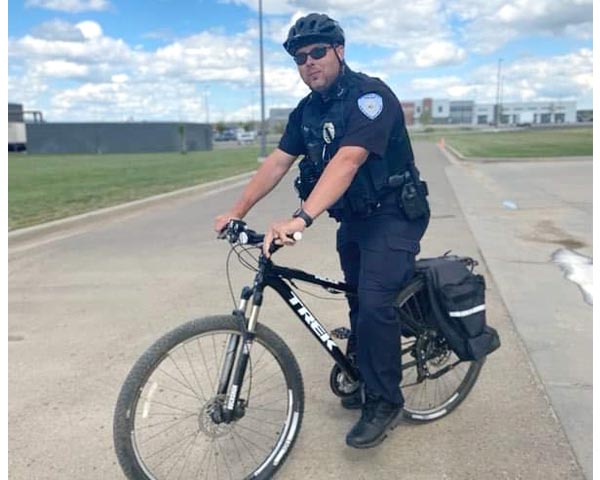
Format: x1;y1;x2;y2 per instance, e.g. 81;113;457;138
76;21;103;40
25;0;110;13
8;3;593;121
30;19;86;41
415;41;466;68
34;59;90;78
406;49;592;105
456;0;593;53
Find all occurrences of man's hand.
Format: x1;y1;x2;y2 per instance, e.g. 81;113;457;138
214;212;242;234
263;217;306;257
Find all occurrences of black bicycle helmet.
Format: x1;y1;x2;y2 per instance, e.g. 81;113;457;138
283;13;345;55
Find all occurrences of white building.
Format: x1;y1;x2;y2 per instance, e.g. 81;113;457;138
473;101;577;125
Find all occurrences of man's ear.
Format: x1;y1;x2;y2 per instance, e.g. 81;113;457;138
336;44;345;62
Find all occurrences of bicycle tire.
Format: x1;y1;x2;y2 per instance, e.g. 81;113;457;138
396;277;485;423
113;315;304;480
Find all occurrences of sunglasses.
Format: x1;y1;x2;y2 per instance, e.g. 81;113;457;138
293;45;332;65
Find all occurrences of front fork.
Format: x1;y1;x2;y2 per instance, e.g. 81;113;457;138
216;286;258;423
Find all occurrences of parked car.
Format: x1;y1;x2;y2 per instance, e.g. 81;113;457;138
214;131;237;141
236;131;256;144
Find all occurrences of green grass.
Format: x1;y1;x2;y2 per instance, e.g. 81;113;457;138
9;147;260;230
412;127;593;157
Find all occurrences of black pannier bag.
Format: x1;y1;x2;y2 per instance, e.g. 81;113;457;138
415;255;501;361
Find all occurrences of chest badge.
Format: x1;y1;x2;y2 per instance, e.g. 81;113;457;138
322;122;336;144
358;93;383;120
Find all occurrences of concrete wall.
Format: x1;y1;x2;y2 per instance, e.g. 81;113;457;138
25;122;213;154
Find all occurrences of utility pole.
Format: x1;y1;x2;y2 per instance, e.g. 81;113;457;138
258;0;267;159
204;87;210;124
495;58;503;127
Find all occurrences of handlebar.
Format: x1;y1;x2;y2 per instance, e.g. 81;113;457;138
218;219;302;254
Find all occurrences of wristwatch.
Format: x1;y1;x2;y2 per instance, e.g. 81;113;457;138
292;208;313;228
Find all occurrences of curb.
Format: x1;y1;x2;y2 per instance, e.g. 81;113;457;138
8;170;256;249
439;140;592;164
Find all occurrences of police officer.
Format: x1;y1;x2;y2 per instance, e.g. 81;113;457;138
214;13;429;449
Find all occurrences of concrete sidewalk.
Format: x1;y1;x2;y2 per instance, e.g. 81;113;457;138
8;142;586;479
440;146;592;478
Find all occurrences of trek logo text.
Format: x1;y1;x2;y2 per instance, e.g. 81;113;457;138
288;293;336;352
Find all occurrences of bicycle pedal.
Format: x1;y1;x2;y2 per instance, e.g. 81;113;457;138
330;327;351;340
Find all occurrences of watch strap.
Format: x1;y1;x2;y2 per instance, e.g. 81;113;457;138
293;208;313;228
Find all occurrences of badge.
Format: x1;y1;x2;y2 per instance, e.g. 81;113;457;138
322;122;335;144
357;93;383;120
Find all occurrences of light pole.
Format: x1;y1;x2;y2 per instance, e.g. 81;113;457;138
204;86;210;124
258;0;267;159
495;58;503;127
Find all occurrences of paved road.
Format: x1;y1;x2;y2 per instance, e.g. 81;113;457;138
444;153;592;478
8;142;585;479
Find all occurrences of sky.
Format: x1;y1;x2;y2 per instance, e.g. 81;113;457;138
7;0;594;123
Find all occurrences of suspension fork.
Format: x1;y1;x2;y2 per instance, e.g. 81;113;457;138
220;286;264;423
216;286;252;397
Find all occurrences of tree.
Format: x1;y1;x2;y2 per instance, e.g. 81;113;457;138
419;110;432;126
215;121;227;134
177;124;187;154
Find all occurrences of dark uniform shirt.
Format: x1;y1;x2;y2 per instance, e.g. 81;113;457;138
278;67;407;163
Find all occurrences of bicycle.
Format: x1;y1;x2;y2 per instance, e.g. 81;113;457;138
113;220;485;479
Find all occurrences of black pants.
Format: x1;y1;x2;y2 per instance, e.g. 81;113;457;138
336;209;428;405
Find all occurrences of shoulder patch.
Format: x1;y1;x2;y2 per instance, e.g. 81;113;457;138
357;93;383;120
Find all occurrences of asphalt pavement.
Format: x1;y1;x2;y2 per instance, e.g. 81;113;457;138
8;142;589;479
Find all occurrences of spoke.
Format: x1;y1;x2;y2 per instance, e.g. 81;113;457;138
136;414;196;432
183;343;208;401
247;381;285;403
249;346;269;372
250;404;287;414
138;411;197;445
197;337;217;394
167;354;203;401
211;335;219;388
162;430;201;479
234;422;279;440
156;366;203;401
149;382;203;401
191;437;213;480
231;428;271;456
242;413;284;428
144;430;198;462
215;435;235;480
231;430;260;469
248;368;283;390
142;398;197;416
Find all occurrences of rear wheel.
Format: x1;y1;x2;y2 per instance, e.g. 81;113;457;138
113;315;304;479
396;278;485;422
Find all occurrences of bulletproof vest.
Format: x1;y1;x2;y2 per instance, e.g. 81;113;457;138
299;71;415;219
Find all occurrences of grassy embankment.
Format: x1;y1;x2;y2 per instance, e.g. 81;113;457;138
411;126;592;157
9;127;592;230
9;147;260;230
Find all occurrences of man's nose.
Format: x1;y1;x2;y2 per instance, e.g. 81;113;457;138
305;55;316;67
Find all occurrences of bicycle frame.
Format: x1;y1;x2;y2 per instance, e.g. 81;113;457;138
219;252;360;421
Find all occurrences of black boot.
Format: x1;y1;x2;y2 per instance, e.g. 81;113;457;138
345;394;402;449
340;389;362;410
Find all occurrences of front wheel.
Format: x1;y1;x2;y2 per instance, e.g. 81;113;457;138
113;315;304;480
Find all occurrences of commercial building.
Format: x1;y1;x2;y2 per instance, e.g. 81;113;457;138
408;98;578;126
268;108;294;133
7;104;213;154
8;103;26;151
472;101;577;125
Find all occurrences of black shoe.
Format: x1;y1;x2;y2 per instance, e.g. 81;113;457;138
340;389;362;410
345;396;402;449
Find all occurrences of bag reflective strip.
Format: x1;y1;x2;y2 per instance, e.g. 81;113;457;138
448;304;485;318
